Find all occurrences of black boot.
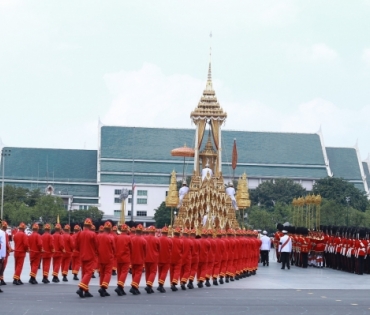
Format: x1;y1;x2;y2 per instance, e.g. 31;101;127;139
115;286;123;296
13;279;20;285
76;288;84;298
84;291;93;298
230;276;234;281
73;274;79;281
197;281;204;288
205;279;211;287
98;288;107;297
171;284;178;291
212;279;218;286
42;277;49;284
62;275;68;282
157;284;166;293
145;286;151;294
17;280;23;285
225;276;230;283
219;277;224;284
112;270;117;276
1;280;6;285
0;288;3;293
52;276;59;283
235;274;240;280
187;280;194;289
91;273;96;278
130;286;139;295
180;283;186;290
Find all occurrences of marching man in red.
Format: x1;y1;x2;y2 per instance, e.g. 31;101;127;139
71;225;81;281
115;224;132;296
28;223;43;284
130;224;147;295
41;224;54;283
170;227;183;291
61;224;73;282
187;228;199;289
197;229;210;288
157;226;172;293
144;225;160;294
75;218;98;298
97;221;116;297
180;228;193;290
13;222;29;285
52;224;65;283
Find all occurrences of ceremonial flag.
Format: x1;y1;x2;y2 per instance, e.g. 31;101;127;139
57;214;60;224
132;178;136;191
232;138;238;170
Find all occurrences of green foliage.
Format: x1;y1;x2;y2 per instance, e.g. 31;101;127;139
154;201;173;228
313;177;369;212
68;206;103;225
250;178;306;208
34;195;66;224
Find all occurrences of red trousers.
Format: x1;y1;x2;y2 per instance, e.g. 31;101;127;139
220;260;227;277
0;255;9;280
112;258;117;271
42;257;52;277
226;259;234;277
62;254;71;276
144;262;157;286
117;262;130;287
170;261;181;285
206;260;214;279
189;259;198;281
197;262;208;282
212;260;221;279
99;262;113;289
13;254;26;280
52;255;62;277
79;260;95;292
30;254;42;278
157;263;170;285
131;264;143;289
71;255;81;275
180;260;191;283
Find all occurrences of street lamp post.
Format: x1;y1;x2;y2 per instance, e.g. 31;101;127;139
1;148;11;220
345;196;350;226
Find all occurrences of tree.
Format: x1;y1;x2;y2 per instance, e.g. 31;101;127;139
313;177;369;212
154;202;173;228
34;195;67;224
68;206;104;225
250;178;306;208
3;202;32;226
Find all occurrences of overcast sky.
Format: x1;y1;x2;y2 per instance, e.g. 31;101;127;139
1;0;370;159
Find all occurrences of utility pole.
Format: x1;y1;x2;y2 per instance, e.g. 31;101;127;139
1;148;11;220
345;196;350;226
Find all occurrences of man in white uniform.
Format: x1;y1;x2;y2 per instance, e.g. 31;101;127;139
201;163;213;181
225;182;238;210
0;220;6;293
178;181;189;208
260;231;271;266
279;230;292;270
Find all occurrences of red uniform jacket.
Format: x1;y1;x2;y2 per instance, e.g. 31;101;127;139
53;233;65;257
130;235;147;265
145;235;160;263
41;232;54;258
28;231;43;257
62;233;74;255
222;238;229;261
97;232;116;264
198;238;211;263
227;237;235;262
208;237;216;263
215;238;224;263
75;228;98;262
13;230;29;257
191;238;200;263
71;233;79;258
158;236;173;264
115;234;132;263
170;237;183;264
181;237;193;265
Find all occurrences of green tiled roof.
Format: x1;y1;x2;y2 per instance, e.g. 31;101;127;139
100;126;326;165
326;147;362;181
1;147;97;182
362;162;370;188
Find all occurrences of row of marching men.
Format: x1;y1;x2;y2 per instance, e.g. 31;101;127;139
273;224;369;275
0;219;261;298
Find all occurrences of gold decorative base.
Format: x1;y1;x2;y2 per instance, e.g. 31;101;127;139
174;171;240;232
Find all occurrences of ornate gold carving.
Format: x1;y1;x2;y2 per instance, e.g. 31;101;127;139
235;173;251;209
165;170;179;207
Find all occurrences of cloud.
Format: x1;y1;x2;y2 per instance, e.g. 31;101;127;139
102;64;370;158
287;43;339;63
362;48;370;66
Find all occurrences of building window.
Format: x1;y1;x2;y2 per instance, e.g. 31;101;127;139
114;198;121;203
129;190;132;195
128;198;132;204
114;210;121;217
114;189;121;195
137;211;147;217
165;191;168;196
79;205;90;210
137;190;147;196
127;211;131;216
137;198;147;205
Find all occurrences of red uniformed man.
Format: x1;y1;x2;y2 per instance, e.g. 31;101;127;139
197;229;210;288
28;223;43;284
226;229;236;282
130;224;147;295
75;218;98;298
97;221;116;297
61;224;73;282
187;228;199;289
170;227;184;291
157;226;172;293
52;224;65;282
205;229;215;287
13;222;29;284
219;230;228;284
212;229;224;285
0;221;12;285
179;228;193;290
111;225;118;276
144;225;160;294
115;224;132;296
71;225;81;281
41;224;54;283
